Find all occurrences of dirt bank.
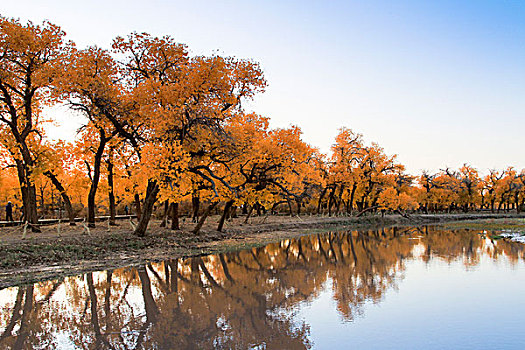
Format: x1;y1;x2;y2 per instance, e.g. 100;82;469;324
1;213;523;289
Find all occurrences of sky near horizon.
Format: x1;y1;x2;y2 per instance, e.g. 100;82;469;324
2;0;525;174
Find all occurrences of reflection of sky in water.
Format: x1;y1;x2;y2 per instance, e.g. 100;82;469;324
299;244;525;349
1;228;525;349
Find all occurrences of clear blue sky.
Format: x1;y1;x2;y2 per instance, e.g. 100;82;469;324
3;0;525;174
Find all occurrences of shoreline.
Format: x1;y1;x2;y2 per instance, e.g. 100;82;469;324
1;213;524;289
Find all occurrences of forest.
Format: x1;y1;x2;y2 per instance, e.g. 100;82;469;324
1;17;525;236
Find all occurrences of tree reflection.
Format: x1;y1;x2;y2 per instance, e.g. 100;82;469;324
0;227;523;349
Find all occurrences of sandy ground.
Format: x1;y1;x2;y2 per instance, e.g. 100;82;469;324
1;212;523;289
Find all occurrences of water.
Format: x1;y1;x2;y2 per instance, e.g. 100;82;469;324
0;226;524;349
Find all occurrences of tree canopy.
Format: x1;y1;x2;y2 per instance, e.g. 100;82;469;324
0;16;523;235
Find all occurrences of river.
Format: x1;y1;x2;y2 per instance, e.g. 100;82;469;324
1;226;524;349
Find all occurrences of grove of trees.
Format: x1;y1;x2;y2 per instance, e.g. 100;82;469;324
1;17;524;235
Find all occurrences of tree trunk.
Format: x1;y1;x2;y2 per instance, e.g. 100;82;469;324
12;142;39;231
344;199;350;213
106;151;116;226
328;186;336;217
348;183;357;213
230;206;238;218
356;205;380;217
192;201;219;234
87;131;107;228
134;193;142;219
38;185;45;211
134;180;160;237
335;185;345;214
497;195;505;212
218;200;234;232
286;199;293;216
170;202;180;230
317;187;327;215
50;188;55;214
25;185;39;231
244;205;254;224
15;160;40;232
192;196;200;223
43;171;76;225
160;200;169;228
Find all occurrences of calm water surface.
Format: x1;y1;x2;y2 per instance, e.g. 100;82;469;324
1;226;524;349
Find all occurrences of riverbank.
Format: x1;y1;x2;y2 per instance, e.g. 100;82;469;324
1;212;524;288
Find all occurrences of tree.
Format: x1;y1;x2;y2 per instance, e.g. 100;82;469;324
39;141;77;224
327;127;366;215
113;32;266;235
0;17;71;230
55;46;123;227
